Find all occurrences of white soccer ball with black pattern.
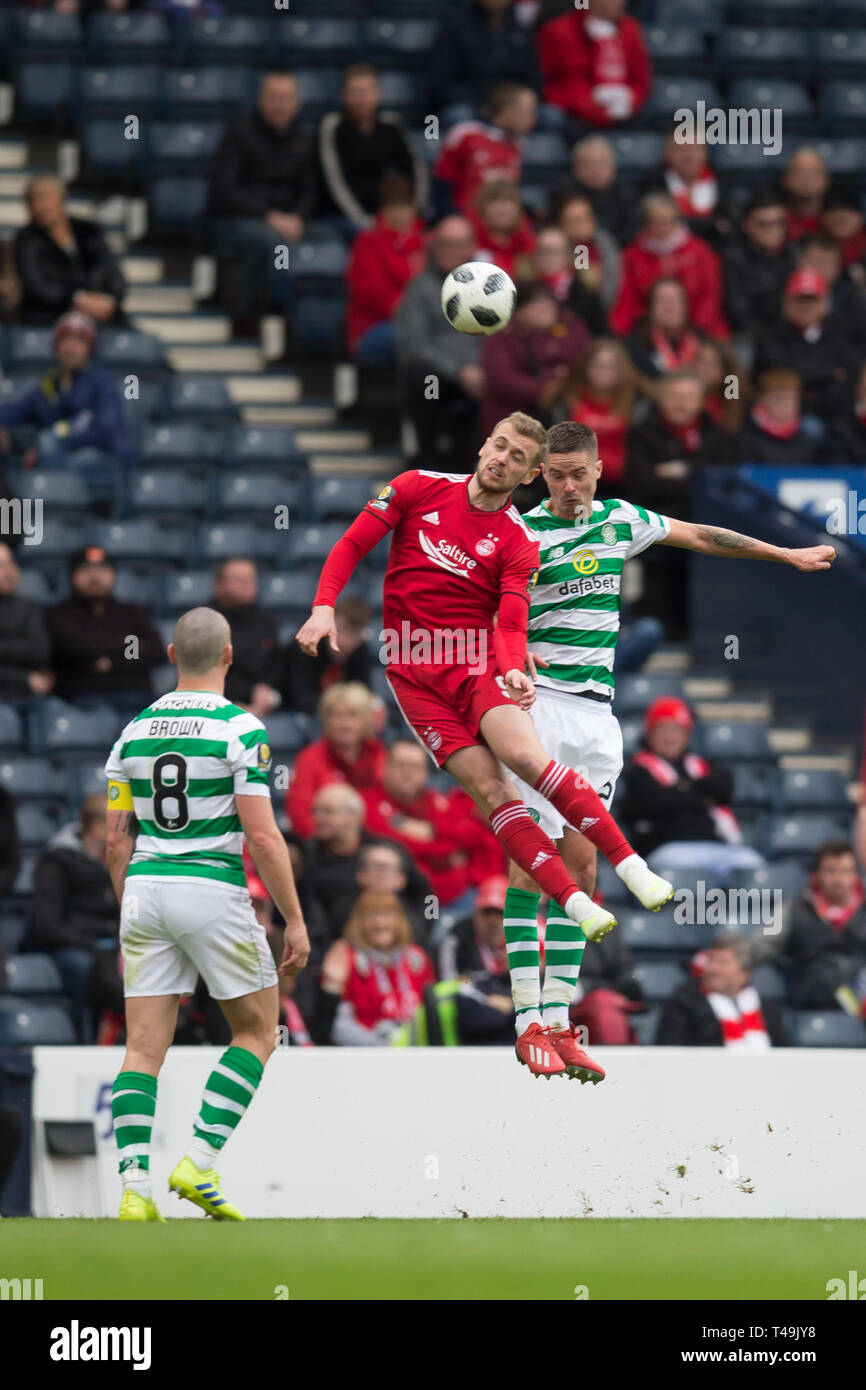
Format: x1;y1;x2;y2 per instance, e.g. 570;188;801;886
441;261;517;336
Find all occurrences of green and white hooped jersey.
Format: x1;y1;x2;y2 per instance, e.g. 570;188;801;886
104;691;272;888
524;497;669;699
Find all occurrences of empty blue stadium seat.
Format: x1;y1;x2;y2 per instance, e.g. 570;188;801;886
224;426;304;468
261;711;315;758
4;954;64;998
166;376;238;424
130;470;211;516
16;805;60;849
218;472;304;518
15;62;75;119
66;762;112;803
779;769;850;812
377;69;427;115
14;568;53;604
162;68;248;118
95;518;191;564
644;858;724;897
146;121;224;174
292;295;347;350
829;0;866;20
765;814;850;861
81;119;143;180
727;0;814;23
712;141;790;186
817;29;866;78
293;69;343;116
608;131;666;181
6;327;54;369
112;569;157;608
365;18;439;66
793;1011;866;1047
10;10;83;60
619;909;696;955
653;0;723;33
629;1007;660;1045
278;18;363;65
716;28;811;81
199;523;279;565
0;916;27;955
594;857;631;906
644;24;707;73
732;764;777;809
287;523;350;568
614;673;684;716
78;65;163;117
813;136;866;178
161;570;213;613
631;959;686;1002
819;82;866;132
16;471;90;514
699;722;773;764
0;998;76;1046
312;476;383;521
186;16;273;65
727;862;805;905
39;700;122;755
97;330;168;373
259;570;319;614
727;80;814;133
27;518;84;564
520;131;570;179
149;176;210;234
0;757;54;801
87;12;172;63
643;78;722;129
141;423;219;466
288;239;349;292
751;964;787;1003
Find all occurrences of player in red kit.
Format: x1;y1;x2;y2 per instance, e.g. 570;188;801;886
297;413;673;1073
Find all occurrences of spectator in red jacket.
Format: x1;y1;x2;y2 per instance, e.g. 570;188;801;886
320;891;436;1045
286;681;387;838
538;0;652;134
611;193;728;339
480;281;591;434
434;80;537;216
641;132;735;248
557;337;639;493
362;739;503;906
779;148;830;243
344;178;425;362
469;180;536;279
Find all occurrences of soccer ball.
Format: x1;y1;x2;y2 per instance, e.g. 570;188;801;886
441;261;517;336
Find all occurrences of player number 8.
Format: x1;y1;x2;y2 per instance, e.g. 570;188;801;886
152;752;190;831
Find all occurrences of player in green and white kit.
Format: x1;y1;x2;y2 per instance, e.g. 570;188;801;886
505;419;836;1081
104;606;310;1220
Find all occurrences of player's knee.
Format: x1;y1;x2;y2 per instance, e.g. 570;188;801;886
475;775;515;816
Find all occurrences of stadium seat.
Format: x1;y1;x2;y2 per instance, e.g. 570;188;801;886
286;239;349;293
10;11;83;63
712;142;792;188
727;0;815;21
629;1007;660;1045
594;858;632;906
86;12;172;63
813;136;866;178
377;69;428;116
293;69;343;118
66;762;113;803
16;805;61;849
292;295;347;352
14;568;53;604
218;472;304;519
11;857;35;900
278;18;363;65
165;377;239;425
778;769;850;813
644;24;708;74
6;327;55;370
727;861;805;910
97;330;168;375
146;121;225;176
0;757;56;802
653;0;723;34
259;570;319;615
829;0;866;20
793;1011;866;1047
643;78;722;130
0;999;76;1046
816;29;866;79
198;523;280;565
819;83;866;133
520;131;571;181
15;62;75;120
224;426;304;469
731;764;777;810
631;959;686;1003
15;471;90;516
0;915;28;955
619;909;696;956
3;954;64;998
715;29;811;81
619;717;642;759
750;964;787;1003
26;518;84;564
261;712;316;759
312;476;383;521
38;699;123;755
161;570;213;614
644;859;724;898
614;673;684;716
81;119;143;181
112;569;157;608
607;132;666;182
764;814;850;861
130;469;212;517
365;19;440;67
149;177;210;236
162;68;248;119
95;519;191;564
78;65;163;118
727;80;814;134
141;423;219;466
185;16;273;66
287;523;351;568
698;722;773;764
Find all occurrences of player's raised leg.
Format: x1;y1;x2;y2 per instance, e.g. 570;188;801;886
169;984;278;1221
478;701;673;912
113;995;178;1221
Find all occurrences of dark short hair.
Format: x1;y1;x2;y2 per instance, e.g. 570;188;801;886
343;62;379;85
335;595;372;628
815;839;856;869
546;420;598;459
743;188;786;218
214;556;256;580
485;80;533;118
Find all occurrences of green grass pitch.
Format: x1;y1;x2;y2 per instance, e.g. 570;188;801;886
2;1219;864;1299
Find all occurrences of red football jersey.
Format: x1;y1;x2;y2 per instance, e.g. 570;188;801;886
363;470;539;665
434;121;522;215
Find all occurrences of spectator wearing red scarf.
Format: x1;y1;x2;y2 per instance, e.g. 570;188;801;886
345;178;425;361
557;337;638;492
479;282;590;435
319;891;436;1045
538;0;652;131
625;368;735;519
469;180;536;279
774;841;866;1014
657;935;789;1048
433;81;536;216
737;370;825;465
822;187;866;268
557;193;620;325
694;337;746;437
611;194;728;338
286;682;386;838
779;148;830;243
625;277;703;386
642;133;734;248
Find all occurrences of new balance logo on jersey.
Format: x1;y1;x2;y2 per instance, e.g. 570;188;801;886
418;529;478;577
531;851;550;870
421;511;439;525
578;818;599;833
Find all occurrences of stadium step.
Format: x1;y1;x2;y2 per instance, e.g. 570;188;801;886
240;404;337;426
226;374;301;405
295;429;371;454
132;313;231;345
768;727;812;754
121;254;165;285
644;647;689;674
168;344;264;373
692;698;773;723
0;140;28;169
779;751;855;775
126;286;195;314
682;677;732;700
308;453;401;475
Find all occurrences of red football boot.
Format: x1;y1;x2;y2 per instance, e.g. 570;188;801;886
548;1027;606;1085
515;1022;567;1079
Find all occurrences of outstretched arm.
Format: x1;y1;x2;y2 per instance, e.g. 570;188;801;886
295;509;388;656
660;518;836;572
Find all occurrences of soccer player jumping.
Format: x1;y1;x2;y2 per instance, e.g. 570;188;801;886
503;419;836;1083
297;412;675;1071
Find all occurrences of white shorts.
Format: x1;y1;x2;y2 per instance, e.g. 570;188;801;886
508;685;624;841
119;877;278;1001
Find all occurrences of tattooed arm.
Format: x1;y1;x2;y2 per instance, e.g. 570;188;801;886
660;518;836;571
106;802;138;905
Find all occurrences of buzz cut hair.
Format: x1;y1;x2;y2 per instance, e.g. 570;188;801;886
546;420;598;460
172;606;231;674
492;411;548;468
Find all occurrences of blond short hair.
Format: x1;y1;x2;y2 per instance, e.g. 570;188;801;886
491;411;548;469
318;680;376;735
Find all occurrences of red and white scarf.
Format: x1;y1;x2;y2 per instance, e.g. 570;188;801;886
704;986;770;1051
650;327;701;371
665;168;718;218
808;873;864;930
632;750;742;843
752;402;801;441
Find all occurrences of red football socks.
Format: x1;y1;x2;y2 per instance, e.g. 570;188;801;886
533;760;633;867
489;802;581;910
